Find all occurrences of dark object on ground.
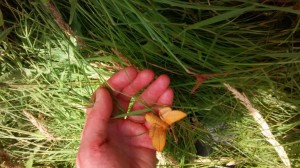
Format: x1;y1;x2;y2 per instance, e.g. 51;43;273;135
195;140;213;157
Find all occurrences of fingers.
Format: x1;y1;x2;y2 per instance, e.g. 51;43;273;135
116;69;155;110
129;75;173;123
107;67;138;96
135;74;170;107
80;87;113;146
107;67;155;111
156;88;174;107
107;67;174;123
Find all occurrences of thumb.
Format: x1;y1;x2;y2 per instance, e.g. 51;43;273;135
81;87;113;146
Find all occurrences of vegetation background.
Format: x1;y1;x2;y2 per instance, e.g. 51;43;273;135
1;0;300;167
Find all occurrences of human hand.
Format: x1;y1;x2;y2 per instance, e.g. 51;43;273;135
76;67;174;168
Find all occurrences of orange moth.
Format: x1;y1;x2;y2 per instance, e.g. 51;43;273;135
145;107;187;151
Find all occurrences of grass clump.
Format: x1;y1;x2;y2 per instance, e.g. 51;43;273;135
1;0;300;167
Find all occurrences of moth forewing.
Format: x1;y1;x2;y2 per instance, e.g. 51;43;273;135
149;124;167;152
159;107;173;118
160;110;187;125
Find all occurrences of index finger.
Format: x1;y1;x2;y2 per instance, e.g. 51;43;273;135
107;67;138;95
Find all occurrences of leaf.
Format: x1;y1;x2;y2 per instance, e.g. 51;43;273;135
69;0;78;24
0;9;3;26
25;146;40;168
113;108;151;118
0;26;13;42
185;6;255;30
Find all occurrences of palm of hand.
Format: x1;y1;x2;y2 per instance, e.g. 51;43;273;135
101;120;156;168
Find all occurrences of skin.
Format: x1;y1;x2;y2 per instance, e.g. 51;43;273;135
77;67;174;168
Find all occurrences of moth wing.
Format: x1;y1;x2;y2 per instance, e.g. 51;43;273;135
145;112;163;126
160;109;187;125
159;107;172;117
149;125;166;152
146;113;167;151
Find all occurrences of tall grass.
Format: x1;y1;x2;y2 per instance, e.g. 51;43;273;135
1;0;300;167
